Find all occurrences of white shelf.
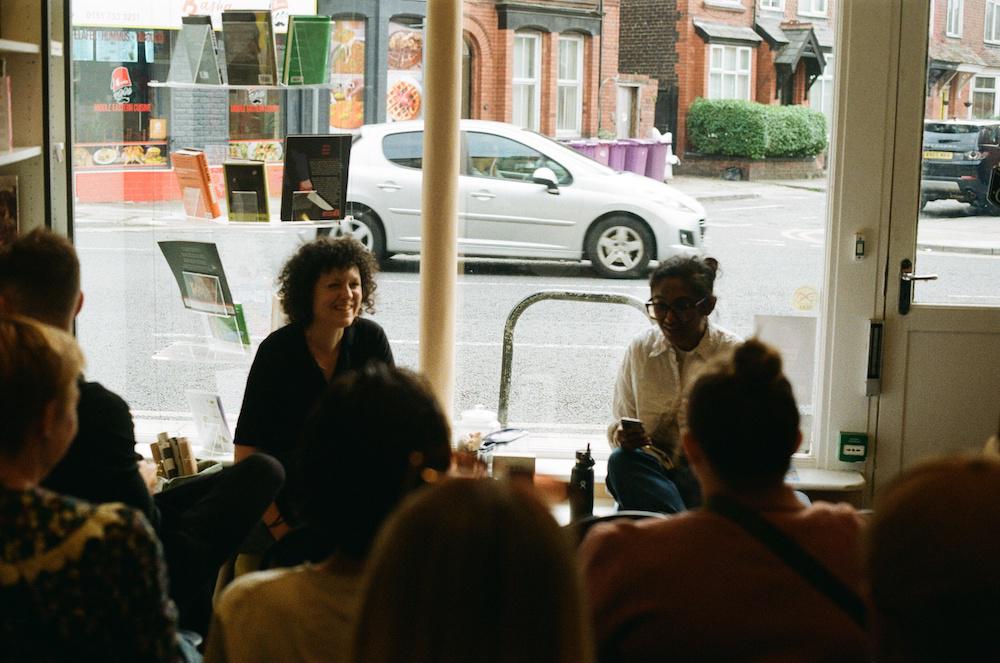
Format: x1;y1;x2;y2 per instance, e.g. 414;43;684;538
149;80;338;91
0;146;42;167
0;38;40;54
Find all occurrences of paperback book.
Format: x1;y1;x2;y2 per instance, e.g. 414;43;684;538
168;15;225;85
0;59;11;151
173;149;222;219
222;10;278;86
157;240;236;317
223;160;270;222
282;15;332;85
186;390;234;458
280;134;352;221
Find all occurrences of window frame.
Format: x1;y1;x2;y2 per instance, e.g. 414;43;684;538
797;0;828;18
987;0;1000;43
759;0;784;11
946;0;963;37
555;34;584;138
708;44;752;101
512;32;542;131
971;75;999;118
809;52;835;132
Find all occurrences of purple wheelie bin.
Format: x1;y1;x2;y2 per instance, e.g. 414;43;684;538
606;140;627;170
644;141;668;181
567;140;596;159
593;141;610;165
622;139;649;175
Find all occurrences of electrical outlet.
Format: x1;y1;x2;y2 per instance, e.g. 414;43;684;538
838;432;868;462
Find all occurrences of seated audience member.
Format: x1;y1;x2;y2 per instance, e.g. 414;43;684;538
352;478;594;663
205;364;451;663
234;236;393;541
866;455;1000;663
607;256;741;513
0;230;284;635
581;340;868;662
0;316;182;661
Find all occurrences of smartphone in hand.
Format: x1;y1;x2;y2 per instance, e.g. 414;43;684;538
620;417;645;434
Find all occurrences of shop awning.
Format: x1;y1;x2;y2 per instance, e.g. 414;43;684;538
694;20;761;45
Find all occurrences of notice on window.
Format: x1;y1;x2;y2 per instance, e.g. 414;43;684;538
95;30;139;63
385;20;423;123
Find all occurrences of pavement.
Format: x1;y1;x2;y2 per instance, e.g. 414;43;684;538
668;174;1000;256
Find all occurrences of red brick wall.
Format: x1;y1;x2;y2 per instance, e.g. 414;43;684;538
463;2;499;120
599;0;622;135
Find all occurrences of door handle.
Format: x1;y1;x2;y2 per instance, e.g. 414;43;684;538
898;258;938;315
377;182;402;191
470;190;496;200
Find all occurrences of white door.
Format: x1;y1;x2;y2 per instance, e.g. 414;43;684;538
616;85;636;138
837;0;1000;498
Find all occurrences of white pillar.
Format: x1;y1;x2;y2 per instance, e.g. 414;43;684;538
419;0;462;413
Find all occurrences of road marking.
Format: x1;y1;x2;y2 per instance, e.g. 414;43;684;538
781;228;825;245
711;204;784;212
703;222;752;228
740;238;786;246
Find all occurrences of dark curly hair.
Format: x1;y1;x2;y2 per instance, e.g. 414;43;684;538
278;237;379;326
649;255;719;299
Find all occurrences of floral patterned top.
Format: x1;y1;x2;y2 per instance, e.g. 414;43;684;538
0;486;181;662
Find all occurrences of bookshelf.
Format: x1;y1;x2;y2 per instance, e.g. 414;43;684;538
0;0;68;235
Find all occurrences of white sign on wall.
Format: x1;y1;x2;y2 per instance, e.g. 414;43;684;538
71;0;318;32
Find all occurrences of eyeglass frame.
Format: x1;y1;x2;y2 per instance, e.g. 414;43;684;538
645;296;709;319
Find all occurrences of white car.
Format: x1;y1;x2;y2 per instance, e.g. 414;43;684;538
342;120;706;278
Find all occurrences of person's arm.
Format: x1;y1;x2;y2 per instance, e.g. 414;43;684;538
609;342;650;451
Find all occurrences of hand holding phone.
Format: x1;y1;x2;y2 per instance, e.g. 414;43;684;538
617;417;647;450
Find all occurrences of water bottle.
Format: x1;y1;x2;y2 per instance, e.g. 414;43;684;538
568;444;595;521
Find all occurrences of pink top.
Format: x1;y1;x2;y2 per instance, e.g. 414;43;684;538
579;502;869;662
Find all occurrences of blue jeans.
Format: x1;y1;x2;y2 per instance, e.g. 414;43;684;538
606;447;694;514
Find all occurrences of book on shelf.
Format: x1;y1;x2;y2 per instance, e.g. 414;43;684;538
280;134;352;221
0;175;17;248
152;433;198;478
282;15;332;85
168;15;225;85
173;149;222;219
222;10;278;86
206;301;250;348
0;59;11;152
223;160;270;222
157;240;237;317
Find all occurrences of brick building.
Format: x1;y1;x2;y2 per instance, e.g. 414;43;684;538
619;0;836;155
926;0;1000;121
461;1;656;138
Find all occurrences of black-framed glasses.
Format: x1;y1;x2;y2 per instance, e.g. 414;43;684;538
645;297;707;319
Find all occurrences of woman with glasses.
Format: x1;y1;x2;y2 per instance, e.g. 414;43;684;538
606;255;741;513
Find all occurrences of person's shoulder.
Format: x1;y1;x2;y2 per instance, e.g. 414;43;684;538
78;379;129;415
261;323;302;347
801;501;866;529
580;514;685;565
628;325;662;352
707;321;743;348
352;316;386;337
218;565;313;618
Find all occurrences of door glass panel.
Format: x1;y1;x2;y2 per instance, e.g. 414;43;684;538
917;10;1000;306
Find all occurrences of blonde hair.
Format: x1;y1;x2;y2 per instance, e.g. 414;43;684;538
353;479;593;663
0;316;83;455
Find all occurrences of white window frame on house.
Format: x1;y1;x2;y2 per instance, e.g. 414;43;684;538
946;0;964;37
708;44;752;100
760;0;784;11
512;32;542;131
556;34;584;138
987;0;1000;43
971;74;1000;118
798;0;828;18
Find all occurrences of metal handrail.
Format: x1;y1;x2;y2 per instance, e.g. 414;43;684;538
497;290;651;427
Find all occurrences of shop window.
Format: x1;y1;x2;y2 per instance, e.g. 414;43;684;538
946;0;964;37
798;0;828;17
556;35;584;138
708;45;751;101
512;32;542;131
987;0;1000;43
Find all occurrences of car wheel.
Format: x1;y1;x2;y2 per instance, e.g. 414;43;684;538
343;204;387;262
586;216;655;279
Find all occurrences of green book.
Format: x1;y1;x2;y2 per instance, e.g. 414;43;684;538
282;15;332;85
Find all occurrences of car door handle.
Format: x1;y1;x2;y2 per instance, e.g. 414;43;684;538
898;258;939;315
377;182;402;191
470;190;495;200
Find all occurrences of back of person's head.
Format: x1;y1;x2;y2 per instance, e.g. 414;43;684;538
0;316;83;457
866;455;1000;663
298;363;451;560
649;255;719;298
687;339;799;490
353;478;593;663
0;229;80;328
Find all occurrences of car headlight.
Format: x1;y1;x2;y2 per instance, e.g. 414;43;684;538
965;150;987;160
655;196;702;215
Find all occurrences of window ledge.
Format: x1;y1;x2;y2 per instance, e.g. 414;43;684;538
703;0;746;12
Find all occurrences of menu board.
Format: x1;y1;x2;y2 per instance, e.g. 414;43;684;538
385;20;423;123
329;20;365;131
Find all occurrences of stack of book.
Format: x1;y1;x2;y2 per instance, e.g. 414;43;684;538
150;433;199;479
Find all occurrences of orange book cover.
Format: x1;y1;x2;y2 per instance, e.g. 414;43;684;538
173;149;222;219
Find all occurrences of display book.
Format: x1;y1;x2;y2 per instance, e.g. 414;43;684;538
167;15;225;85
280;134;352;221
156;240;251;353
0;57;11;151
173;149;222;219
282;15;332;85
221;10;279;86
222;160;269;222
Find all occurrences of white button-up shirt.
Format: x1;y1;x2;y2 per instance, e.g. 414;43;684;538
611;320;742;460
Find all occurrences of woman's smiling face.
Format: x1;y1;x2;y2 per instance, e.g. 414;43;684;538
311;266;363;330
648;277;714;351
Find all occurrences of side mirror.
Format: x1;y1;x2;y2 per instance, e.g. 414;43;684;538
531;167;560;194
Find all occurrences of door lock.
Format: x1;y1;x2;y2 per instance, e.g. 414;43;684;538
898;258;938;315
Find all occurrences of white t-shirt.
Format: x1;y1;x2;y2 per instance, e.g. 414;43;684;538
205;563;363;663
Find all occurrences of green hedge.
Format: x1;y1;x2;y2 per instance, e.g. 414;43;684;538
686;98;828;159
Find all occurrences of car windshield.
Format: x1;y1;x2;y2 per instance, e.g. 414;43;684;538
924;123;980;134
924;124;983;150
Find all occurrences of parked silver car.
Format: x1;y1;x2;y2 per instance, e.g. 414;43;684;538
342;120;705;278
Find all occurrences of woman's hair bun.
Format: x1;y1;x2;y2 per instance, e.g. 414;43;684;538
702;256;719;276
732;339;783;384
